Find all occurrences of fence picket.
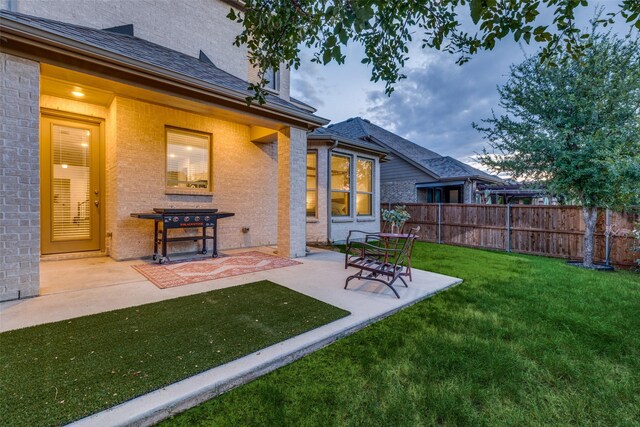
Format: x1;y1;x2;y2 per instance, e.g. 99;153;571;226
385;203;638;268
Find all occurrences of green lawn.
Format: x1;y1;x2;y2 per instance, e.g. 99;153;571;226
0;281;349;427
164;243;640;426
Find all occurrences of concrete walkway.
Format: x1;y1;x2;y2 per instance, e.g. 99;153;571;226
0;248;462;426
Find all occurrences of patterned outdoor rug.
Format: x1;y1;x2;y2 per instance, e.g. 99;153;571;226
132;251;302;289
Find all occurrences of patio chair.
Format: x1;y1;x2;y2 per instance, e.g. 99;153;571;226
344;225;421;280
344;231;419;298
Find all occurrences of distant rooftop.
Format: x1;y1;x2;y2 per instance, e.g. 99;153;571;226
328;117;502;182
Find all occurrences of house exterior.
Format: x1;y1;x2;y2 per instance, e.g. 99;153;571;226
306;128;387;244
326;118;503;205
475;182;559;205
0;2;328;301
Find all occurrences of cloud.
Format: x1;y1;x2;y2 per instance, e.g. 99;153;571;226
291;2;632;164
291;73;326;108
364;42;522;161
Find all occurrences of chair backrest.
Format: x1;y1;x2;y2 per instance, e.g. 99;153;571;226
381;221;412;234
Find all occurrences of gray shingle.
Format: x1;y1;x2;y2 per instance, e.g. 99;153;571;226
328;117;501;182
309;126;386;153
0;9;314;115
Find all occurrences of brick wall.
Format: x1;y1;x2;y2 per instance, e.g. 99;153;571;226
10;0;249;81
381;180;418;204
277;127;307;257
8;0;293;101
110;97;279;260
37;94;287;260
0;53;40;301
463;180;476;204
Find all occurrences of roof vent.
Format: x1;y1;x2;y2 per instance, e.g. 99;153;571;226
103;24;134;36
198;50;215;66
362;118;371;123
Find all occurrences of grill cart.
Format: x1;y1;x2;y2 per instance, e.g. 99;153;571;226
131;208;234;264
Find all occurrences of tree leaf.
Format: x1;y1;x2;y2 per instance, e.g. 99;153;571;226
470;0;484;24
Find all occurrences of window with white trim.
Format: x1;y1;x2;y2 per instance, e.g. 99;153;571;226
331;154;351;216
166;127;212;192
306;151;318;217
264;68;280;92
356;158;373;216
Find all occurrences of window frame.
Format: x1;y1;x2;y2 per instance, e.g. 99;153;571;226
330;153;352;218
165;126;213;194
356;157;375;217
306;150;318;218
264;68;280;93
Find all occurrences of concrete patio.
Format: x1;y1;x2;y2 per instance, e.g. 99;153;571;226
0;247;462;426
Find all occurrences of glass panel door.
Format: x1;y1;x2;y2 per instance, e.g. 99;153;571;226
52;125;92;241
41;116;101;254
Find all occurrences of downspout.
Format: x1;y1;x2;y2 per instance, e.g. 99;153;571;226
326;138;339;244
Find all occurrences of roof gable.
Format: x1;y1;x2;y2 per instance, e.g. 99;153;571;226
328;117;502;182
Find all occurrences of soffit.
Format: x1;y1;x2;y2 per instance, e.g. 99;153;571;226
40;64;285;130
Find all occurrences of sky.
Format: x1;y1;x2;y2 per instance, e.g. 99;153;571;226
290;1;634;173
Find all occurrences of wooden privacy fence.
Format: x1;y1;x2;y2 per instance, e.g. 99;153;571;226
387;203;639;268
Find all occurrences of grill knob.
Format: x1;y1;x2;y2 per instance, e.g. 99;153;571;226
172;216;179;222
194;216;200;222
184;216;190;222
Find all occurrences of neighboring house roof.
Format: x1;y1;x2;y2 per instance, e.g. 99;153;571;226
421;156;497;181
0;10;328;128
328;117;502;183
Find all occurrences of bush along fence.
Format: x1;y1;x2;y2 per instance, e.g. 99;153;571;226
384;203;639;269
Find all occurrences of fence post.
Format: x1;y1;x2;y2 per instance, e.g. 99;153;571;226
605;208;610;266
438;203;442;244
506;204;511;253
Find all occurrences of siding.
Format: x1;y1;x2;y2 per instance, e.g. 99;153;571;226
380;155;435;182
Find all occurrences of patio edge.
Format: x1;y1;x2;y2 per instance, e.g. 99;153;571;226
68;278;463;427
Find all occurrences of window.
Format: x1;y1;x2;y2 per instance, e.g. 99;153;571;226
449;189;460;203
331;154;351;216
264;68;280;92
306;151;318;217
356;158;373;216
166;128;211;191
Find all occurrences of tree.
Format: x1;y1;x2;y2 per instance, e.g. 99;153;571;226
227;0;640;103
474;30;640;268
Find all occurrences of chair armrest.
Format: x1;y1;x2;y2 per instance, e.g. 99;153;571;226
346;229;382;244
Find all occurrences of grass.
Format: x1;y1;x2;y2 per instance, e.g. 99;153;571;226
163;243;640;426
0;281;349;427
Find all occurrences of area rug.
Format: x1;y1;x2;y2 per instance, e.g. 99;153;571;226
132;251;302;289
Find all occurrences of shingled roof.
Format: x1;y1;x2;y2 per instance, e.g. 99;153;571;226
309;126;388;155
0;9;324;122
328;117;501;182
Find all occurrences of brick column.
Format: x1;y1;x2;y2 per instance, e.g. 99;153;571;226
277;127;307;258
0;53;40;300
